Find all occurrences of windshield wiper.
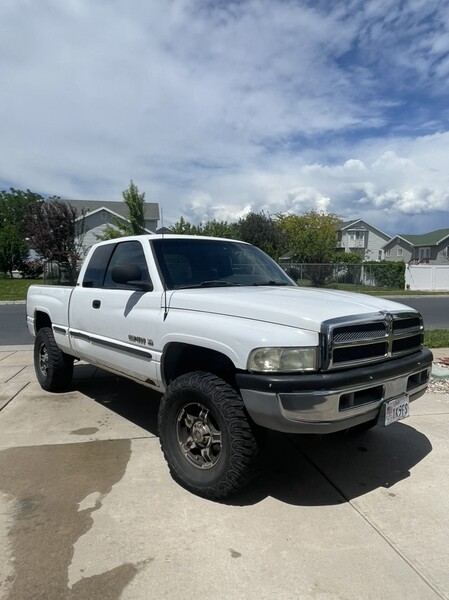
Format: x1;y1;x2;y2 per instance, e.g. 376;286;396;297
174;280;242;289
252;280;288;286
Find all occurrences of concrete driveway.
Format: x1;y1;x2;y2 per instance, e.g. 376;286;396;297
1;346;448;600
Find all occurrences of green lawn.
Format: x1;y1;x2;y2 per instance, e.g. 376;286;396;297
0;278;39;301
424;329;449;348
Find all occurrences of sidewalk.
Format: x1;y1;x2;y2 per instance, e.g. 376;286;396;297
0;346;448;600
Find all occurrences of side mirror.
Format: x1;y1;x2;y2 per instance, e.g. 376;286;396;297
111;264;153;292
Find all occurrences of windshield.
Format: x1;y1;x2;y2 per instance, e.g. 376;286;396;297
151;238;295;290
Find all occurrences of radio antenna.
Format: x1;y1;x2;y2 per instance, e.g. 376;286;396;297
161;208;169;321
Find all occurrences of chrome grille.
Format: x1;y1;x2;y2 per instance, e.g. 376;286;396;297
321;311;424;370
332;323;387;343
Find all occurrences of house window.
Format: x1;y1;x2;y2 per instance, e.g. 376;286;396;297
378;251;382;260
101;210;108;222
397;248;403;257
385;249;391;257
419;247;430;260
349;231;364;239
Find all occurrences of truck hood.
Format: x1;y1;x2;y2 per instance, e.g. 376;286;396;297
167;286;416;332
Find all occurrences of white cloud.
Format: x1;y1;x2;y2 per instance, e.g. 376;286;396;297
0;0;449;234
177;132;449;233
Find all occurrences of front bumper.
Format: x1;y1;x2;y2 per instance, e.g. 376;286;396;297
236;348;433;434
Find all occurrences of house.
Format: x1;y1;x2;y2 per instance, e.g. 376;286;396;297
383;228;449;264
60;199;160;256
156;226;173;235
336;219;391;260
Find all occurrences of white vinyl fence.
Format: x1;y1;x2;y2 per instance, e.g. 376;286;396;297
405;265;449;291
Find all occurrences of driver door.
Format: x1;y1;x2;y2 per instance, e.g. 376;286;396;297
69;240;162;386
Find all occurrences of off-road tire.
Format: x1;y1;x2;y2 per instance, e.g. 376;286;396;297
158;371;261;500
34;327;74;392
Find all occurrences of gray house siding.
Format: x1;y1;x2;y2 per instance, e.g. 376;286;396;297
384;240;413;263
436;242;449;264
337;220;391;260
77;211;119;255
363;229;389;261
67;200;159;257
383;232;449;265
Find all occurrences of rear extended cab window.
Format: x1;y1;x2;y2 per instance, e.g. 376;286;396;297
82;244;115;288
82;241;152;290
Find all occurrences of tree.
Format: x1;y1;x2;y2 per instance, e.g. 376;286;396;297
99;180;147;240
235;211;283;259
170;217;237;238
0;188;42;277
332;252;362;264
201;219;238;239
0;224;28;278
365;260;405;289
26;200;81;283
0;188;43;229
277;211;342;286
277;210;341;263
331;252;363;285
123;180;146;234
19;259;44;279
170;216;202;235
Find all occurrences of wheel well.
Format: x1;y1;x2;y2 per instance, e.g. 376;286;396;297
35;311;52;332
162;343;237;388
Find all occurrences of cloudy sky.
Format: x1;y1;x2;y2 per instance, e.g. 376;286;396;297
1;0;449;234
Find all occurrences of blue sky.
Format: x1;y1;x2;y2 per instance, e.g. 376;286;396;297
1;0;448;234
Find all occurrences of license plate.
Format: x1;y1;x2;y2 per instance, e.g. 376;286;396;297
384;395;409;426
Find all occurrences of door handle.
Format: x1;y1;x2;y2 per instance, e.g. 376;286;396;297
92;300;101;309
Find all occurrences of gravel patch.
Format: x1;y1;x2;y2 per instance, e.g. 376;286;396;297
429;357;449;393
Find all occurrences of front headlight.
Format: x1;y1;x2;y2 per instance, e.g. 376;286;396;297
247;347;319;373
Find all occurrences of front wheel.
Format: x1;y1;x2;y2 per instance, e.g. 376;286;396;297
158;371;261;500
34;327;74;392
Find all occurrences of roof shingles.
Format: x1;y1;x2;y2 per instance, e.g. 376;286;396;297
398;228;449;246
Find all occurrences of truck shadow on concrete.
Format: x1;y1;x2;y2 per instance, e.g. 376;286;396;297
72;365;161;436
229;425;433;507
71;365;433;508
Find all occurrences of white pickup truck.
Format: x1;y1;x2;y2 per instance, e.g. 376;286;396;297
27;235;433;499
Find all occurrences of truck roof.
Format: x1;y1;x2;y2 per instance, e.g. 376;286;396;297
94;234;250;245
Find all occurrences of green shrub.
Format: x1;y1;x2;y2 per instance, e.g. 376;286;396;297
365;261;405;289
19;259;44;279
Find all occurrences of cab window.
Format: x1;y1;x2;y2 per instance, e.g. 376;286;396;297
103;241;151;290
82;244;115;288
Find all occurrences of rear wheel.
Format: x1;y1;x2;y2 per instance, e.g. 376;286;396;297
158;371;261;499
34;327;74;392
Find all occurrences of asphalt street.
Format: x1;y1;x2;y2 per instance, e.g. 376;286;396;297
389;295;449;329
1;295;448;347
0;304;33;345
